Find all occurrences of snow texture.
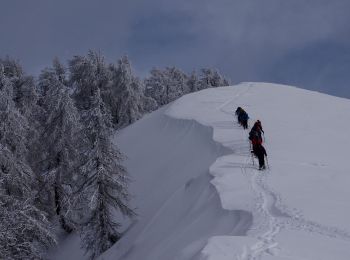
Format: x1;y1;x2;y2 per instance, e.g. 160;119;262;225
53;82;350;260
167;83;350;260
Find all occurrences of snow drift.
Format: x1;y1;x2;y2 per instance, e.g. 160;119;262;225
103;106;253;260
52;82;350;260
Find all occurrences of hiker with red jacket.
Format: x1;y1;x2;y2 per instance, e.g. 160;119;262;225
255;120;264;134
249;122;263;145
249;120;267;170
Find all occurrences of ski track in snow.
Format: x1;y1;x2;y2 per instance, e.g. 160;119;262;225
207;85;350;260
238;166;350;260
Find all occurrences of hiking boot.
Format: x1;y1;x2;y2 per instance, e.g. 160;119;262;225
259;165;266;170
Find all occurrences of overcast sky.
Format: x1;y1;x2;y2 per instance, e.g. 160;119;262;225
1;0;349;98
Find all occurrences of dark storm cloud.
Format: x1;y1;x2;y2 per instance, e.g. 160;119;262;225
1;0;349;97
0;0;139;72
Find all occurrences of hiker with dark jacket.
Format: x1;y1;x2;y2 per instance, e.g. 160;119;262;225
252;143;267;170
238;109;249;129
235;107;242;116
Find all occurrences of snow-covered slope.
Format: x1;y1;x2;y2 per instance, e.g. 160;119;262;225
51;82;350;260
101;105;252;260
102;82;350;260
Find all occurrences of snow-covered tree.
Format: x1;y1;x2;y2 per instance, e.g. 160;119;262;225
0;58;43;172
144;67;188;106
165;67;189;102
76;87;134;259
46;90;81;232
187;70;200;93
34;59;85;232
0;65;56;259
106;56;155;128
144;68;166;106
0;192;56;260
0;57;39;118
0;66;29;166
0;52;233;259
140;81;158;113
199;68;230;89
0;70;34;200
69;51;110;111
52;57;67;84
38;58;67;99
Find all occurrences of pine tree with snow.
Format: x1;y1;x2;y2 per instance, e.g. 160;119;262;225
164;67;189;102
52;57;67;84
69;51;110;111
38;57;67;99
0;58;43;172
0;65;56;259
144;67;188;106
199;68;230;89
107;56;155;128
0;191;56;260
76;87;134;259
36;60;83;232
144;68;167;106
0;65;29;166
187;70;200;93
0;57;39;118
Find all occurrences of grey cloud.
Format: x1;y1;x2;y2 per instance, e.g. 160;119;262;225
0;0;349;97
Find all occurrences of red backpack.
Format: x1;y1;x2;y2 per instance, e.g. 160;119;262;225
249;130;262;146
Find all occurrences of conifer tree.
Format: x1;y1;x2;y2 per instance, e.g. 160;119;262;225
144;67;188;106
0;58;39;118
108;56;154;128
0;64;56;259
76;87;134;259
0;52;232;259
199;68;230;89
36;60;83;232
0;189;56;260
164;67;188;102
0;65;30;178
144;68;166;106
187;70;200;93
69;51;110;111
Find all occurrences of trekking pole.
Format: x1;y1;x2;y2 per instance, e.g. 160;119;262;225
266;155;270;169
250;143;254;166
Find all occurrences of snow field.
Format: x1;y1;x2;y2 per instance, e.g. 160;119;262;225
166;83;350;259
54;82;350;260
102;106;252;260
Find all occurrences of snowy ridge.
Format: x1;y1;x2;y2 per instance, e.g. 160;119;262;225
78;82;350;260
97;106;255;260
166;83;280;259
166;82;350;260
